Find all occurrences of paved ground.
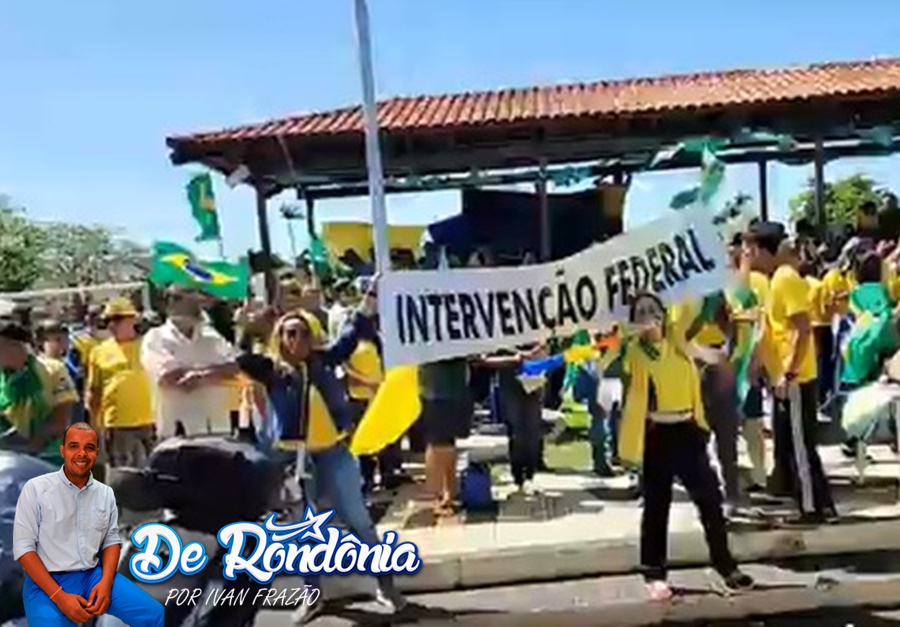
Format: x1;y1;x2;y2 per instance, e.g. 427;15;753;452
248;554;900;626
356;428;900;592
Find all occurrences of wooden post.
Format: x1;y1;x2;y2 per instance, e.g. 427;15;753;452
304;195;316;237
254;186;276;304
813;136;827;231
758;160;769;221
537;158;551;261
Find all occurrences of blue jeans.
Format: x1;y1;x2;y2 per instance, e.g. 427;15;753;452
574;368;617;470
24;567;163;627
302;445;395;596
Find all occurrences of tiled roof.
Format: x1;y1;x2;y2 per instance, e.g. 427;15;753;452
168;58;900;146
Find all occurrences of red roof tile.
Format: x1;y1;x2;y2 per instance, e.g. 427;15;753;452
168;58;900;146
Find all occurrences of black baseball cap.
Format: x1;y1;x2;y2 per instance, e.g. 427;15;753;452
0;319;31;344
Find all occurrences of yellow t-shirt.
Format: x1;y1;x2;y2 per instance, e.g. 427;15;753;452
72;333;99;367
668;299;727;347
762;265;818;384
306;384;343;452
87;339;154;429
883;259;900;303
5;357;78;436
748;271;770;307
805;276;829;326
345;340;384;401
821;268;851;317
634;339;697;412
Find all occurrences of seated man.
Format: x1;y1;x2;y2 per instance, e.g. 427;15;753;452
0;320;78;466
13;422;163;626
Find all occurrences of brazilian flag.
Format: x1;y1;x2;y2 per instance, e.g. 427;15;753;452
148;241;249;301
841;283;899;386
187;173;221;242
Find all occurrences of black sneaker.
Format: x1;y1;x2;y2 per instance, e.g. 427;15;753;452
723;570;754;591
782;512;826;527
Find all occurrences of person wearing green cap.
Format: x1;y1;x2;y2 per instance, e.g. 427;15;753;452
0;320;79;466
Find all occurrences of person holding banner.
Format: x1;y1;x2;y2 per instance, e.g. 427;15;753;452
481;342;547;493
342;284;404;492
235;305;408;621
745;224;837;523
600;292;753;601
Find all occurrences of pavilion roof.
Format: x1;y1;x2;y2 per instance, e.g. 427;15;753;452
166;58;900;196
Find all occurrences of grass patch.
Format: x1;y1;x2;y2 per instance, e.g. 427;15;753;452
545;438;592;471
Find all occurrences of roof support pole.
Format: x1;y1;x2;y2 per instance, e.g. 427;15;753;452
304;195;316;237
254;186;276;304
758;160;769;221
813;136;827;231
537;157;551;261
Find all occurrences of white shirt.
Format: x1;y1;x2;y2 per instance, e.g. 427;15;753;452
328;303;352;339
140;320;237;438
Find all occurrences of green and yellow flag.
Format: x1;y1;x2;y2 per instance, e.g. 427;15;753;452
841;283;899;386
187;173;221;242
148;241;248;300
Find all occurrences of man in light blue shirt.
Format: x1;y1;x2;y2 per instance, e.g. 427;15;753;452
13;422;163;626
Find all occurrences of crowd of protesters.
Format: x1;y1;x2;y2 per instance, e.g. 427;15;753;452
5;198;900;614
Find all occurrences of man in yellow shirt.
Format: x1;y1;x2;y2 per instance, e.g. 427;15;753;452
745;223;836;523
86;298;155;469
669;292;742;511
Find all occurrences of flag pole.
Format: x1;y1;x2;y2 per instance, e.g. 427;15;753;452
216;238;225;259
353;0;390;275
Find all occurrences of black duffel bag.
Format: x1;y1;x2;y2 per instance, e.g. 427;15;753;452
147;437;283;522
0;451;57;623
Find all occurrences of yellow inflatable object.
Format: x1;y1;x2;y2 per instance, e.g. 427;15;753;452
350;366;421;456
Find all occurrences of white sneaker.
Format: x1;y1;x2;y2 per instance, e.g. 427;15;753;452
291;600;324;625
375;587;407;613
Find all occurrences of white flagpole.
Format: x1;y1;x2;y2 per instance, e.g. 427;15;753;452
353;0;391;275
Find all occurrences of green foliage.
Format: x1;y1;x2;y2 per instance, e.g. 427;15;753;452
0;197;46;292
0;195;149;292
789;174;899;225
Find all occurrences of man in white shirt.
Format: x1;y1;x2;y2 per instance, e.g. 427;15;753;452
140;287;239;438
327;279;356;340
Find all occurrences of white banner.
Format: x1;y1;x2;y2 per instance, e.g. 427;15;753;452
380;204;730;367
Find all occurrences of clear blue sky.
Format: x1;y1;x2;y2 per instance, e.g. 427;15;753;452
1;0;899;259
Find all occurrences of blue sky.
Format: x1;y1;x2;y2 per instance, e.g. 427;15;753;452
1;0;899;260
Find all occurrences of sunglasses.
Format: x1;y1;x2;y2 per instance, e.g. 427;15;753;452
283;327;310;339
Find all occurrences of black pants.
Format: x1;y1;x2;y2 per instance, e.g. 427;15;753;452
700;363;740;503
814;326;835;406
772;380;835;515
500;384;543;485
641;420;737;582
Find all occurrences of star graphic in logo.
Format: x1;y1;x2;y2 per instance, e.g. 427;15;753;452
263;507;335;544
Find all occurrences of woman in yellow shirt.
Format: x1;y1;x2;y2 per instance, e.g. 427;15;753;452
600;293;752;601
236;307;407;619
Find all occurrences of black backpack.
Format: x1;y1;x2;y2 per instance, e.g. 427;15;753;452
147;437;283;521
